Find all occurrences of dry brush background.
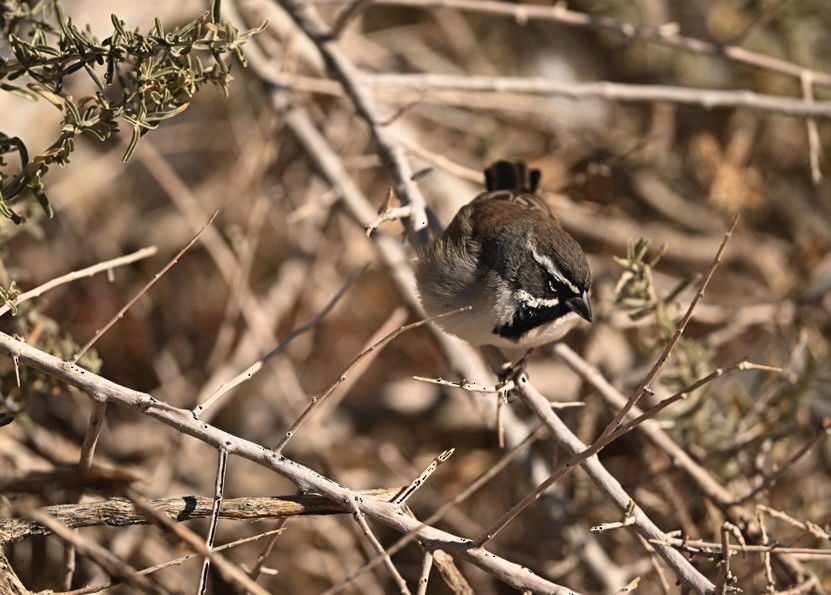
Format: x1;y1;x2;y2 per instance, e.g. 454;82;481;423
1;0;831;593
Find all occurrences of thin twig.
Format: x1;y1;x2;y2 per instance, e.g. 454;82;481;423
71;213;217;363
126;490;270;595
801;72;824;184
193;264;366;417
592;502;637;533
392;449;455;506
245;518;289;587
649;537;831;557
329;0;374;38
365;205;412;238
272;306;470;454
321;425;548;594
733;419;831;505
0;246;157;317
199;448;229;595
608;358;764;440
615;577;641;594
476;355;755;547
731;0;792;45
636;534;671;595
78;400;108;471
276;0;432;246
758;510;776;593
347;498;411;595
62;527;286;595
15;506;174;595
756;505;831;540
719;524;734;594
412;374;514;394
62;399;109;589
416;551;434;595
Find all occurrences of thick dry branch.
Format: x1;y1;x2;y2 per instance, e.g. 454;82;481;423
0;490;401;545
366;74;831;118
276;0;431;245
321;426;548;594
0;332;575;595
373;0;831;87
509;376;717;594
0;550;28;595
476;357;755;547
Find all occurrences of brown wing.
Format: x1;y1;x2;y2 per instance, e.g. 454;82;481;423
469;189;560;226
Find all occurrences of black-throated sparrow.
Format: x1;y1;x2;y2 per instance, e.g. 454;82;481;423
416;161;592;349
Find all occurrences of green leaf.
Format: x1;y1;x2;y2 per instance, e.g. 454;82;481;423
0;83;38;101
145;102;189;122
122;124;141;163
31;185;53;218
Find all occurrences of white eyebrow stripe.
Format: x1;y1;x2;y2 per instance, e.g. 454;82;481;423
527;241;581;294
515;289;560;309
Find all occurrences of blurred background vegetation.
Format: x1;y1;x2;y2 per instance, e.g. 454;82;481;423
1;0;830;593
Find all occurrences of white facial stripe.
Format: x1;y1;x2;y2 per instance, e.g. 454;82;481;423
527;241;580;294
514;289;560;309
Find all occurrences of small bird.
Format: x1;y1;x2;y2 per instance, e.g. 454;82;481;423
416;161;592;349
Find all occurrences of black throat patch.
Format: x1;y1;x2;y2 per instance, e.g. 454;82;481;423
492;301;572;342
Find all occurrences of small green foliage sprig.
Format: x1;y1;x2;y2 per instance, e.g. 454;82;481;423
614;237;715;395
0;0;265;223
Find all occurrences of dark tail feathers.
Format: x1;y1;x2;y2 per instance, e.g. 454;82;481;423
484;161;541;192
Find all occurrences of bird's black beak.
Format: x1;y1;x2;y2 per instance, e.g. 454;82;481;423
566;291;592;323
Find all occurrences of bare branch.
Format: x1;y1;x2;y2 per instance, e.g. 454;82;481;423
14;506;174;595
198;448;229;595
0;332;576;595
366;75;831;118
62;528;286;595
275;0;432;245
347;498;411;595
392;449;455;506
0;489;401;544
596;214;739;445
373;0;831;87
273;307;470;454
126;490;270;595
0;246;158;317
733;419;831;505
193;265;365;417
72;212;217;363
415;551;433;595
